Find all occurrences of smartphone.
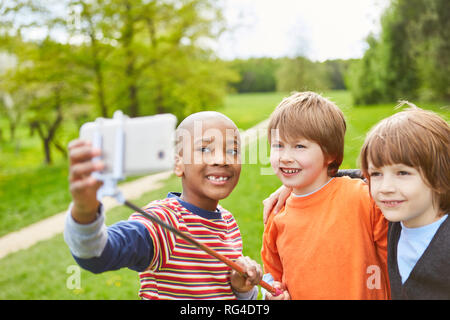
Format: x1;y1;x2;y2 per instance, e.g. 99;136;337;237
79;112;177;177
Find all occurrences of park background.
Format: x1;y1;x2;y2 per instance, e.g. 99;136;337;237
0;0;448;299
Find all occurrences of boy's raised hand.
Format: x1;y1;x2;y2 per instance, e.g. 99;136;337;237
262;185;292;224
68;139;105;224
230;256;263;294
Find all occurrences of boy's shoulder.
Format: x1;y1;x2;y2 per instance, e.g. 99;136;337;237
332;176;371;201
144;196;181;211
334;175;367;188
216;204;235;220
129;196;184;225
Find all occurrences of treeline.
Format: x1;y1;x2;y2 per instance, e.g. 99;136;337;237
347;0;449;104
228;57;352;93
229;0;449;105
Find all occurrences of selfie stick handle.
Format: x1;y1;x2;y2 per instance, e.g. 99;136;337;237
118;198;281;297
94;111;126;203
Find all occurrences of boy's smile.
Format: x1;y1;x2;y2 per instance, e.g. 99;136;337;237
206;172;231;184
279;168;302;176
378;200;406;208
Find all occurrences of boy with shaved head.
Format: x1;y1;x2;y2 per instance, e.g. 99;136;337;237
64;111;263;300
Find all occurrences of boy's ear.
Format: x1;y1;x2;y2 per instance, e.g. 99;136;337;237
174;154;184;177
323;153;334;166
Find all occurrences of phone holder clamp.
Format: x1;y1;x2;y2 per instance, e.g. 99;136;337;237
92;110;128;204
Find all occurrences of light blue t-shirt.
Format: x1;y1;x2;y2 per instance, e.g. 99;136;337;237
397;214;448;284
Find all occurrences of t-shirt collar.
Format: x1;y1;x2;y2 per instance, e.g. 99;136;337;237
167;192;222;220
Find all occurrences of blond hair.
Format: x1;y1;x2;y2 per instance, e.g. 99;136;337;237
360;102;450;214
267;91;346;176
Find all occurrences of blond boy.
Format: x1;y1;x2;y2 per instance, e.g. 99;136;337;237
360;105;449;299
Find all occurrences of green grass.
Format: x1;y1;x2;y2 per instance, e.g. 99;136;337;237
0;175;181;299
222;92;289;129
0;117;78;237
0;91;448;299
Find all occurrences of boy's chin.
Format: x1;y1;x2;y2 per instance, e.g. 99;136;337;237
277;179;301;189
380;211;403;223
207;189;233;201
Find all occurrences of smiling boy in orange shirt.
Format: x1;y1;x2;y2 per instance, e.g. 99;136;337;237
261;92;390;299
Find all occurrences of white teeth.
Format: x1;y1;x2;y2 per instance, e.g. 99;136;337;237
207;176;229;181
281;168;300;174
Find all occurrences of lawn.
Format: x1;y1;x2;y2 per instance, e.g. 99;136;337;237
0;91;448;299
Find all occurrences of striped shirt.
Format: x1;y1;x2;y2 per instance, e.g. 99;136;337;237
130;193;243;300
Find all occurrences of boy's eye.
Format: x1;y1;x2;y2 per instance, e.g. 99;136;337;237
369;171;381;177
398;170;410;176
271;143;282;148
227;149;239;156
295;144;306;149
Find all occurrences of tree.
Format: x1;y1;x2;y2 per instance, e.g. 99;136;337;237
1;0;238;163
276;56;330;92
229;58;279;93
347;0;450;104
14;39;89;164
67;0;113;117
0;38;24;142
323;59;351;90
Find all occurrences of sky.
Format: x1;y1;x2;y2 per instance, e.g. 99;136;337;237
216;0;390;61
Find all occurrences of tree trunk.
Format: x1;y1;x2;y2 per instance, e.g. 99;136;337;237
31;89;64;165
43;137;52;164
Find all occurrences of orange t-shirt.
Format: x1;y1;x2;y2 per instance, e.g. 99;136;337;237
262;177;390;299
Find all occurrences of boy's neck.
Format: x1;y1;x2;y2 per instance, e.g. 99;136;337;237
292;169;331;196
292;177;334;197
180;191;219;212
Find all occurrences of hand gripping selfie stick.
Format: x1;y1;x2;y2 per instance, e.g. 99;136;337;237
91;112;282;297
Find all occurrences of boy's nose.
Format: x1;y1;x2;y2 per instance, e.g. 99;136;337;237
212;150;228;166
378;176;396;193
279;149;295;163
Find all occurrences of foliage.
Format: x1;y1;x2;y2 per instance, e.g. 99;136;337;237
229;58;279;93
323;59;353;90
0;0;238;163
229;57;350;94
347;0;450;104
275;56;331;92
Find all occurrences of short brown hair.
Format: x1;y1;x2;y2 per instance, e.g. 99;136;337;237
267;91;346;176
360;102;450;214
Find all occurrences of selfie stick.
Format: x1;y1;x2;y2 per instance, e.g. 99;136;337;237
92;111;281;297
122;199;282;297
